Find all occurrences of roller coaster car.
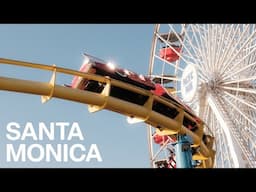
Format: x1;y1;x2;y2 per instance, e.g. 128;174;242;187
70;53;202;132
71;53;155;91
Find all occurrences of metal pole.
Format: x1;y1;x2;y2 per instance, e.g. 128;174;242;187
175;134;193;168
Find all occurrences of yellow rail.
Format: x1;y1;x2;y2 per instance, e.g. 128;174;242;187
0;58;215;167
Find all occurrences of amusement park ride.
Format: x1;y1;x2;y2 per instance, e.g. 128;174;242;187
0;48;215;168
1;24;256;168
68;52;215;168
0;52;215;168
0;26;214;168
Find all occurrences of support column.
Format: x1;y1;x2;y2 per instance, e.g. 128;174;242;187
175;134;193;168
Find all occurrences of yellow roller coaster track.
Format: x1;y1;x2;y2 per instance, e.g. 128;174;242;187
0;58;215;168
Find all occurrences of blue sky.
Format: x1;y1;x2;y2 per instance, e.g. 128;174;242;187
0;24;155;168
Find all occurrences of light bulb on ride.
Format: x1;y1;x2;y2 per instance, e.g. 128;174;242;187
127;116;145;124
83;55;90;65
107;62;116;70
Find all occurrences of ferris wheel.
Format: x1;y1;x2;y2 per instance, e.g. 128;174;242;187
148;24;256;168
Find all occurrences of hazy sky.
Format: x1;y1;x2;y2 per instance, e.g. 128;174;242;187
0;24;155;168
